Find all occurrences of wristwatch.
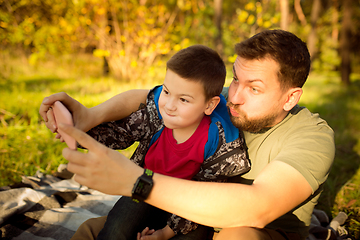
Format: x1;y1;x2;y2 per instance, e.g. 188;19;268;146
131;169;154;203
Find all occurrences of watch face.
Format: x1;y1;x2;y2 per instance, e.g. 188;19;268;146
134;179;152;194
132;175;153;202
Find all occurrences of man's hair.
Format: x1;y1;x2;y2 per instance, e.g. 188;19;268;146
166;45;226;101
235;29;311;90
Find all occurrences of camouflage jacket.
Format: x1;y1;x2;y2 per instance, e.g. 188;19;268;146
86;86;251;235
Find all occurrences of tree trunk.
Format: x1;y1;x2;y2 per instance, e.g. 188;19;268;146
97;5;110;76
340;0;352;85
307;0;321;61
331;0;339;41
279;0;289;30
214;0;223;57
294;0;307;26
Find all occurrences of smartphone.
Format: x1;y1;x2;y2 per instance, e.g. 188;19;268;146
52;101;77;150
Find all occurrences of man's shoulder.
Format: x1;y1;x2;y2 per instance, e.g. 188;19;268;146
287;105;333;133
244;105;334;151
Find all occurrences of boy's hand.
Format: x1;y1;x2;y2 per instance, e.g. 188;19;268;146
137;227;155;240
137;226;175;240
39;92;94;139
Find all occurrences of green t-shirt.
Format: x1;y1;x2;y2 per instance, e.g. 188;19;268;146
222;88;335;239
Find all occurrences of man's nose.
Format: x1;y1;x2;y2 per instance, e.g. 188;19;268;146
230;87;245;105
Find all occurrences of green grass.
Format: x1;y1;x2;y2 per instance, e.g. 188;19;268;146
299;72;360;239
0;52;162;186
1;52;360;238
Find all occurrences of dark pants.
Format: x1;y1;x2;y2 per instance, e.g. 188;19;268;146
96;196;213;240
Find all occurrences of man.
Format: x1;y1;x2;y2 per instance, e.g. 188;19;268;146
40;29;335;240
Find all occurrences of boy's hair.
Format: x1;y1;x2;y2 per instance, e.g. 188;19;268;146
235;29;311;90
166;45;226;101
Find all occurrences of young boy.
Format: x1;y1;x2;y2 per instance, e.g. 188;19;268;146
83;45;250;240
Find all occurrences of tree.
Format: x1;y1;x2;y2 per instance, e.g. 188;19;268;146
307;0;322;60
279;0;289;30
294;0;306;26
89;0;180;80
339;0;352;85
331;0;339;41
214;0;223;57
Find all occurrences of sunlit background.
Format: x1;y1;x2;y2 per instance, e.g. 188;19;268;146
1;0;359;237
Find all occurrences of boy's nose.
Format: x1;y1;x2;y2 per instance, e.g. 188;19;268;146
165;98;177;111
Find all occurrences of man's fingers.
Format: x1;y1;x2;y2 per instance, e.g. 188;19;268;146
58;123;99;151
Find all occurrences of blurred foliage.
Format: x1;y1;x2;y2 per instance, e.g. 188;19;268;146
1;0;359;81
222;0;281;62
1;1;360;235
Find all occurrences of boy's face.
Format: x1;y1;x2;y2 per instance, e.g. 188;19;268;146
227;56;290;132
159;70;210;133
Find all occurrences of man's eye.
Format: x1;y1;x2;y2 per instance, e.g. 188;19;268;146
251;87;259;93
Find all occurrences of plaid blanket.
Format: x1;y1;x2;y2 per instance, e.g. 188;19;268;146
0;166;351;240
0;167;120;240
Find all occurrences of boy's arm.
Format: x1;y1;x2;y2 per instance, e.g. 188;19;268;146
86;86;162;151
39;89;148;134
86;106;152;150
89;89;149;125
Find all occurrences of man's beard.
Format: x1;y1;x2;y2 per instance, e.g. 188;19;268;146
227;102;278;133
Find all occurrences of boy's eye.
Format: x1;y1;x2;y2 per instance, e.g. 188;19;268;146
180;98;189;103
163;89;169;95
232;77;239;82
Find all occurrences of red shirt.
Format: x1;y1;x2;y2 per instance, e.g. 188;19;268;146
144;116;210;180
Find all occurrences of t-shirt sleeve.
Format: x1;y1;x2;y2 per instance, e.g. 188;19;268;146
273;123;335;193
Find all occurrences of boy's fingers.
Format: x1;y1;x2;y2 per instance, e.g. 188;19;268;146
46;108;57;132
39;98;52;121
141;227;149;235
58;123;99;151
39;92;71;119
40;95;60;119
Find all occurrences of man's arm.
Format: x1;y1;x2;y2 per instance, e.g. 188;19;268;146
60;124;312;229
39;89;148;135
147;161;311;228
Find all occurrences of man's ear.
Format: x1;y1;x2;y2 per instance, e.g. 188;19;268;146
283;88;303;111
204;96;221;115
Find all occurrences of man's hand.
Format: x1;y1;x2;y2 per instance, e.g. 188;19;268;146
137;226;175;240
58;123;143;195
